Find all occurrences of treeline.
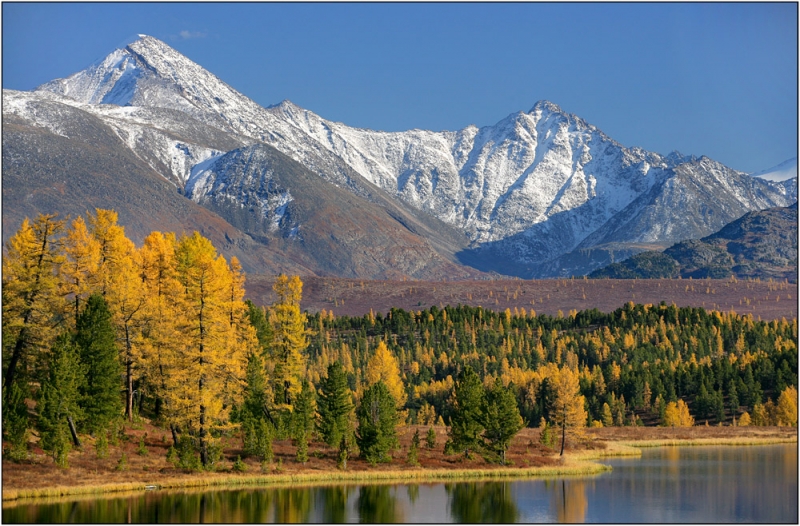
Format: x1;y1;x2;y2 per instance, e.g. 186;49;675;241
3;211;258;467
3;210;798;471
305;303;797;430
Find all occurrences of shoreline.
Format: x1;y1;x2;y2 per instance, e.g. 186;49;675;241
4;434;795;504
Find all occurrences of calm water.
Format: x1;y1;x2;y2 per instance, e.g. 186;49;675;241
4;444;797;523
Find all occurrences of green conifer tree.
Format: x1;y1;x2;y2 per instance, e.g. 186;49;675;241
356;381;399;465
317;362;354;448
38;334;84;468
446;365;484;459
480;378;524;464
74;294;123;433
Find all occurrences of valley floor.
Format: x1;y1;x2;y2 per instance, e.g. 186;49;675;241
246;276;799;321
3;422;795;502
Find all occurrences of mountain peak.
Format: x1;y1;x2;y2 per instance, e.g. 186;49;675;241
529;100;564;115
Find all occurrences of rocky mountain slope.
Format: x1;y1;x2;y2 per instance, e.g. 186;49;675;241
4;35;796;278
589;205;798;281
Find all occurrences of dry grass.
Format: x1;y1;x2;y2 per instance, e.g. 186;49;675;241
4;422;795;503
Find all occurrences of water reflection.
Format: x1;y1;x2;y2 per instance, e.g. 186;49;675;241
551;480;588;523
447;481;518;523
319;486;350;523
3;445;796;523
356;485;403;523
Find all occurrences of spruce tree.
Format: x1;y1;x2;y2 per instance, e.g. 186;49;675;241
407;429;420;466
75;294;122;434
446;365;485;459
356;381;398;465
426;426;437;449
317;362;354;448
292;379;316;462
38;333;84;467
480;378;524;464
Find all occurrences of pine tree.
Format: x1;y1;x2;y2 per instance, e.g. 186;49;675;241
480;378;524;464
75;294;122;433
601;402;613;427
292;379;316;463
317;362;354;448
426;426;437;449
3;382;31;462
2;214;65;404
407;429;420;466
38;334;84;467
79;209;145;421
356;381;399;465
446;365;485;459
245;299;273;356
241;352;275;461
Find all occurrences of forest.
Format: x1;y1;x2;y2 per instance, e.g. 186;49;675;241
3;210;797;471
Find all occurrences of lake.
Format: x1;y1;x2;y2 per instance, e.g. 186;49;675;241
4;444;796;523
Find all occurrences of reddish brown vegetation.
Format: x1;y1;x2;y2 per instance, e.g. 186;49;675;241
4;422;796;495
246;276;798;321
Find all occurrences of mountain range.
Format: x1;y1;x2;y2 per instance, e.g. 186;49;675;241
3;35;796;279
589;204;798;281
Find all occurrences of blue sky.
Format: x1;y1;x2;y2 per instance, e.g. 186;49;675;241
3;2;797;173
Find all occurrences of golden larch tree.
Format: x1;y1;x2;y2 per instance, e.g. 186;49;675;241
2;214;65;401
170;232;248;466
270;274;308;409
365;340;407;409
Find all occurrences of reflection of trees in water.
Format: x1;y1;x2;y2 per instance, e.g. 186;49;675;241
446;481;518;523
272;487;312;523
320;485;351;523
551;480;587;523
356;485;403;523
406;484;419;504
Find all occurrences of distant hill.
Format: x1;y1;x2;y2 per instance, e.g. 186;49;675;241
589;205;798;281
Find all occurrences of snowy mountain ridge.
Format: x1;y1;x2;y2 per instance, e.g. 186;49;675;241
8;34;795;277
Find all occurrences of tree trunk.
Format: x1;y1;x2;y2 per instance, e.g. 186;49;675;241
67;415;81;447
125;325;133;421
199;403;208;466
171;424;179;447
559;405;566;456
4;326;29;405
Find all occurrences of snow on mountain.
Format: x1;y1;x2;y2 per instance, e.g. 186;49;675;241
19;35;796;277
751;157;797;182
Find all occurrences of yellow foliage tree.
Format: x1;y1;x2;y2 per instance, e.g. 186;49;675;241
168;232;248;466
137;231;184;426
365;340;407;409
2;214;65;401
775;386;797;427
548;366;587;455
662;399;694;427
83;209;146;420
61;216;101;326
270;274;308;409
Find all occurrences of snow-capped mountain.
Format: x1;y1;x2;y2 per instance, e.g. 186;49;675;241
5;35;796;278
751;157;797;182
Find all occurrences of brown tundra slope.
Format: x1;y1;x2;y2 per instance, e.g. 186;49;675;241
246;276;798;321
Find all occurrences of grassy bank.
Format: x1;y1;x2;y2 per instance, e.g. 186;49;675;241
4;424;796;503
3;459;610;503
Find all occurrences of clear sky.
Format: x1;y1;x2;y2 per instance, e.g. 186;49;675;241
2;2;797;173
